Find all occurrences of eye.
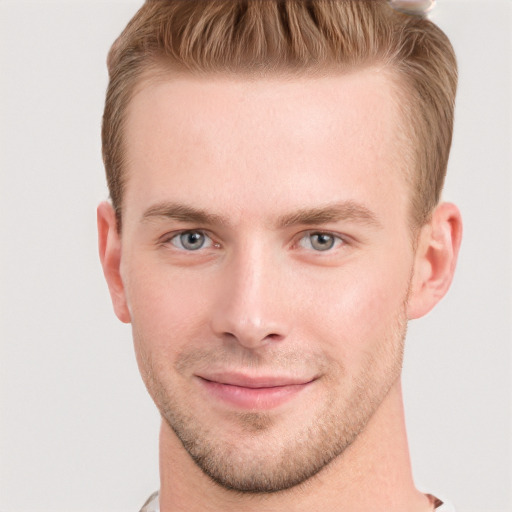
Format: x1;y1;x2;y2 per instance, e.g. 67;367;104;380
169;231;213;251
298;232;344;252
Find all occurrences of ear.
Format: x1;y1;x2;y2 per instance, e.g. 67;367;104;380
97;202;131;323
407;202;463;319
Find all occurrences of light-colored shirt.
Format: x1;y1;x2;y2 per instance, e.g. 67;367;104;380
139;491;456;511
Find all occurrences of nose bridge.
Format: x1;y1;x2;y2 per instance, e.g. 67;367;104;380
211;238;289;347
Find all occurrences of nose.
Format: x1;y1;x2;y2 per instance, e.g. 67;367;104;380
210;242;291;349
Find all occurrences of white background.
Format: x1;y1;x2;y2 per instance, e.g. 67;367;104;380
0;1;510;511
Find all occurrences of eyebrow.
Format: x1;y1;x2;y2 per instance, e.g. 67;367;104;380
141;202;228;225
276;201;382;229
141;200;382;229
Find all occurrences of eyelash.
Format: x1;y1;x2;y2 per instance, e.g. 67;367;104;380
161;229;347;253
164;230;217;251
296;231;346;252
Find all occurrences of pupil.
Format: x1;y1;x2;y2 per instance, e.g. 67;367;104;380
182;232;204;250
312;233;334;250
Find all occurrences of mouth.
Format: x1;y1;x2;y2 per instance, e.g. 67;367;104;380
196;373;316;410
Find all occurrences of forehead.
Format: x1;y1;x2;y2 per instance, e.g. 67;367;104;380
122;68;409;227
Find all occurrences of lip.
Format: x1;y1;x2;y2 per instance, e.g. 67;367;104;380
196;373;315;410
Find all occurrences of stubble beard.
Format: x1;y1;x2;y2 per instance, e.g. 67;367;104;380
134;308;407;495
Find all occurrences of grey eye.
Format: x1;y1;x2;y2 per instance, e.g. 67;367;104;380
309;233;336;251
172;231;208;250
298;232;344;252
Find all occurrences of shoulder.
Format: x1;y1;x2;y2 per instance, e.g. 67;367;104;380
426;493;456;511
139;491;159;512
437;503;456;512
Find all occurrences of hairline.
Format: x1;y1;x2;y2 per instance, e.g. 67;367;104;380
116;58;421;236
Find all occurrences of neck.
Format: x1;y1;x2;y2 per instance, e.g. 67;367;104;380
158;379;431;512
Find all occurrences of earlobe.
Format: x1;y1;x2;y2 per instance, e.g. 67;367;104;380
407;202;463;320
97;201;131;323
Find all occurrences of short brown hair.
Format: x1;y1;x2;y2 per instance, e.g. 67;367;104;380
102;0;457;231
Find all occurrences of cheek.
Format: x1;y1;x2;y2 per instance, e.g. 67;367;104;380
298;255;411;367
123;260;214;356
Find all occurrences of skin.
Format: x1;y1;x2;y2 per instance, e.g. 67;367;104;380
98;67;462;511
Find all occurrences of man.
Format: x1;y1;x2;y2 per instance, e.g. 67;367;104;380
97;0;462;510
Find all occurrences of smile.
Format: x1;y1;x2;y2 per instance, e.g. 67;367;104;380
196;374;316;410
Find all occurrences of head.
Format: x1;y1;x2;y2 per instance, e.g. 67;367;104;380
102;0;457;232
98;0;462;495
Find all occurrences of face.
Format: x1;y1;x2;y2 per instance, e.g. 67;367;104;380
117;68;416;492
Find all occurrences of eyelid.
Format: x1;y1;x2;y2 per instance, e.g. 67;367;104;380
295;230;348;251
160;229;218;250
158;228;351;251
